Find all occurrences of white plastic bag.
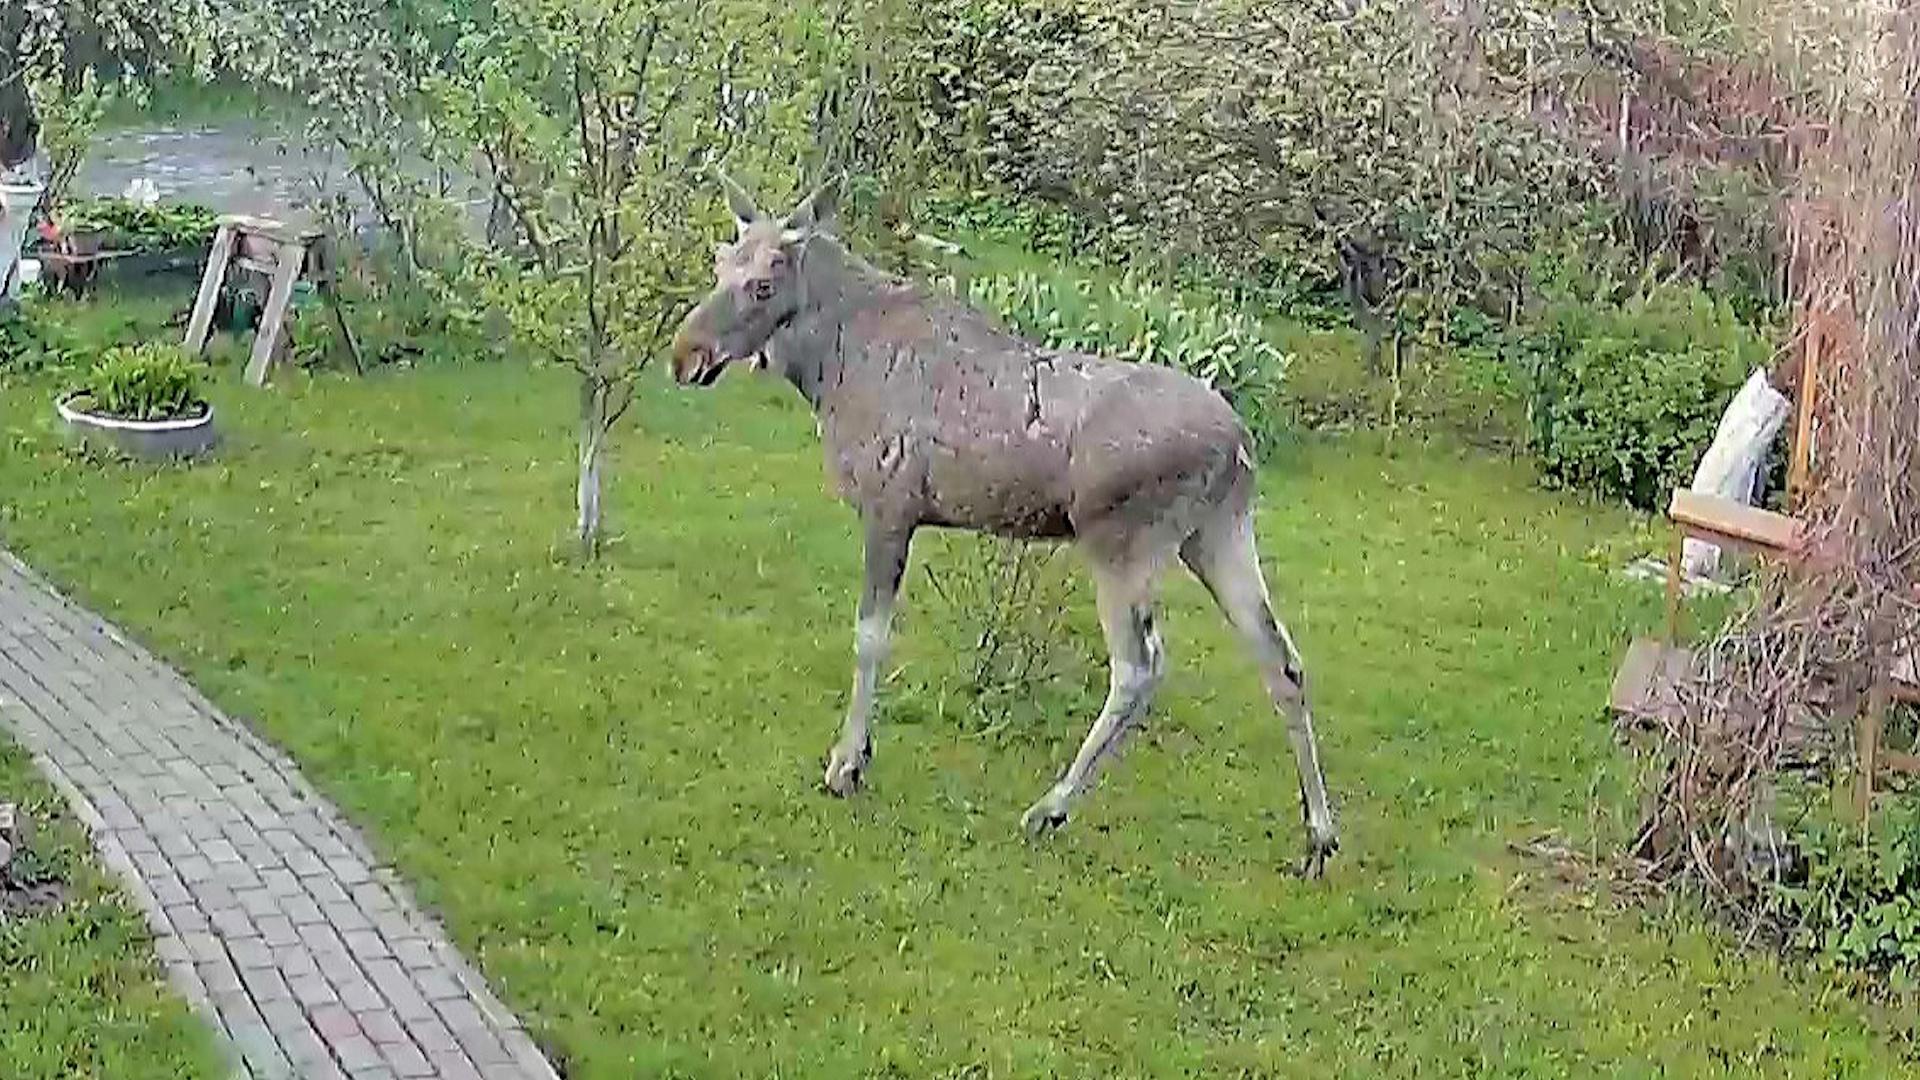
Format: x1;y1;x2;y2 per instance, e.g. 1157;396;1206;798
0;178;42;302
1681;367;1791;579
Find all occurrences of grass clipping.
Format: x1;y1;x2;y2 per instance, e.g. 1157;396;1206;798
1635;4;1920;900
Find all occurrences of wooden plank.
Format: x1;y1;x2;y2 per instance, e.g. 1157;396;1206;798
183;224;237;356
1610;638;1696;722
244;241;304;387
1879;749;1920;776
216;214;322;245
1669;489;1804;554
1788;312;1820;509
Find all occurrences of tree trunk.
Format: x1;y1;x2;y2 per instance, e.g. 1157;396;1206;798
577;376;610;560
0;5;37;171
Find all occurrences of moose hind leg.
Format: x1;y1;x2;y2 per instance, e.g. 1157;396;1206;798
1022;561;1166;836
1182;513;1338;877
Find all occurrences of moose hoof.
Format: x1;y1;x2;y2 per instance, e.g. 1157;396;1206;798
1020;789;1072;838
823;741;870;797
1297;826;1340;880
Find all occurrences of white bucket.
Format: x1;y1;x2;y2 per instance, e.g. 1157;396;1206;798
0;180;45;301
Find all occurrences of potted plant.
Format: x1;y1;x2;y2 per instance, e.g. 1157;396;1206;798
57;342;217;459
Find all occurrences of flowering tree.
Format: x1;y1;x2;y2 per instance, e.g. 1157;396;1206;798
422;0;792;558
1;0;218;196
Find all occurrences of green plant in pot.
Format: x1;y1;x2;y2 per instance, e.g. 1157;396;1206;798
58;342;218;460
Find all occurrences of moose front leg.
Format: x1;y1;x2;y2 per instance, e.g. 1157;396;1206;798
824;521;913;796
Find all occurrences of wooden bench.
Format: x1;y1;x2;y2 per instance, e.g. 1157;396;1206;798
1663;489;1804;644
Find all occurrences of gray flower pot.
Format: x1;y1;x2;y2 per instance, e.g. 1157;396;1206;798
56;394;218;461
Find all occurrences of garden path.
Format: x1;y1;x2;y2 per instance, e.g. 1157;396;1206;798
0;549;558;1080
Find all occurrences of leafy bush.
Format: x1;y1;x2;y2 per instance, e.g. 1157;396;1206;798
913;0;1617;330
0;303;62;374
69;342;208;422
952;269;1293;449
917;535;1093;734
51;198;219;253
1517;281;1773;509
1768;794;1920;991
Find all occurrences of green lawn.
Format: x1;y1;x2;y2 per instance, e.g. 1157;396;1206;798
0;739;222;1079
0;297;1913;1077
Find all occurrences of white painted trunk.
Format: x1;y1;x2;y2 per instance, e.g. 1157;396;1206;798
577;427;605;558
577;379;609;559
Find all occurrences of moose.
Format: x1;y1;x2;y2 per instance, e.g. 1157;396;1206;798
670;173;1338;876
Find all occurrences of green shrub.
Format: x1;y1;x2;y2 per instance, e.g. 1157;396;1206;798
70;342;208;422
1768;793;1920;992
0;304;53;374
952;268;1293;449
53;198;219;253
1506;280;1773;509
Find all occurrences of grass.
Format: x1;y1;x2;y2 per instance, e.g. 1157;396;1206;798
0;292;1913;1077
0;738;223;1079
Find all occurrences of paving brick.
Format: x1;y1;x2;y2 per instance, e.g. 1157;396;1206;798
307;876;351;906
332;1033;385;1072
329;857;374;886
173;854;215;885
280;892;325;925
414;968;466;1002
289;972;340;1008
392;938;437;972
429;1052;485;1080
380;1037;435;1077
310;1002;362;1042
274;944;320;979
236;887;280;919
327;900;374;933
165;902;210;934
240;964;291;1005
453;1025;513;1067
337;975;386;1013
228;936;275;970
208;905;254;939
255;912;300;949
151;874;192;908
300;921;348;955
343;928;391;959
194;879;237;909
260;866;302;897
406;1016;460;1056
196;958;244;996
434;998;487;1035
181;932;225;965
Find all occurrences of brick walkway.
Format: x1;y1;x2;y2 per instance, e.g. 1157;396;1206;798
0;552;557;1080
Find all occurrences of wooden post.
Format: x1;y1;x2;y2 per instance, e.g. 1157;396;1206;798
1789;312;1821;511
1665;528;1687;645
183;223;238;356
244;240;305;387
1858;676;1888;832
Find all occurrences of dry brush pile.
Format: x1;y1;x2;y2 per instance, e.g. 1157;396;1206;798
1633;3;1920;921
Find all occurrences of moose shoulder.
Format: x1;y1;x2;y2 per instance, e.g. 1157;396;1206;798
671;173;1338;877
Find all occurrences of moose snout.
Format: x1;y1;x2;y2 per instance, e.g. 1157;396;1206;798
671;328;716;386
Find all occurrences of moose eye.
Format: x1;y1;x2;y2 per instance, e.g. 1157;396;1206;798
750;279;776;302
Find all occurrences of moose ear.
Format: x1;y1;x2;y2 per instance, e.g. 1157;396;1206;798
783;173;843;236
713;167;762;235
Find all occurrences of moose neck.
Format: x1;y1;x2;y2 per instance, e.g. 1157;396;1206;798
764;235;895;410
